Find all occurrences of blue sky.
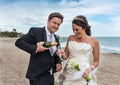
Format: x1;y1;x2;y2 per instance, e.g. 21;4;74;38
0;0;120;37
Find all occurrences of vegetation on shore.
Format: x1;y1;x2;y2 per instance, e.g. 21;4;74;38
0;29;24;37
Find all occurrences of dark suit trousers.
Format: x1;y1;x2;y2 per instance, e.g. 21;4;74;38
29;72;54;85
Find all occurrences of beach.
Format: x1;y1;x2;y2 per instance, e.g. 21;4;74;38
0;38;120;85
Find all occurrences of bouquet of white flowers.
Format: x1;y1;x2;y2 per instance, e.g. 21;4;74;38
68;59;91;82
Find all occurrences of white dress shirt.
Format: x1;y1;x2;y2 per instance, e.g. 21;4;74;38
45;27;57;56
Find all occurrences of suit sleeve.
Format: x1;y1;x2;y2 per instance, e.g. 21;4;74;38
55;55;61;64
15;28;37;55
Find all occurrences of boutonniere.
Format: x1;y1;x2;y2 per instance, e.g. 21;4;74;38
56;35;61;49
56;35;60;44
56;35;60;41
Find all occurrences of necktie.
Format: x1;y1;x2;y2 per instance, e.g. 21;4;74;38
49;34;54;56
49;34;54;75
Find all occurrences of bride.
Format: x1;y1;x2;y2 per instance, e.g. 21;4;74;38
56;15;100;85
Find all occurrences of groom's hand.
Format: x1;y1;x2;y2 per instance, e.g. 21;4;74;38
56;64;62;72
36;42;49;53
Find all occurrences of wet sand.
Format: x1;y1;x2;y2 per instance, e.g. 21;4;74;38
0;38;120;85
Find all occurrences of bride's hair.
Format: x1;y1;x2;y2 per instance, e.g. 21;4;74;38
72;15;91;36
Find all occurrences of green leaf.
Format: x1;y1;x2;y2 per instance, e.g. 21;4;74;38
74;64;80;71
86;76;91;82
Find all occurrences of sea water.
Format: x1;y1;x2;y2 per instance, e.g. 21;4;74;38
59;37;120;54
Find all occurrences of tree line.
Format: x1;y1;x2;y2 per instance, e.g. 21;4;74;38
0;29;24;37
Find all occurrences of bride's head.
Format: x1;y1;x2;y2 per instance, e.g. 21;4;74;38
72;15;91;38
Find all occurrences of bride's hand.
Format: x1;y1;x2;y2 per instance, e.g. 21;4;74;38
83;67;91;78
83;65;95;78
56;49;65;57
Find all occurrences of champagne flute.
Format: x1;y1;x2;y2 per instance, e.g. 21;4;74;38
57;44;64;61
58;44;62;56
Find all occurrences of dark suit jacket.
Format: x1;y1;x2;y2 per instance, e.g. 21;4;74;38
15;27;61;80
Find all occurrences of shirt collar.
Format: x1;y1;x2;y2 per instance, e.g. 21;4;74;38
45;26;54;36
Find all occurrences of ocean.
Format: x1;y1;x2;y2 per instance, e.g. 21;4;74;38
59;37;120;54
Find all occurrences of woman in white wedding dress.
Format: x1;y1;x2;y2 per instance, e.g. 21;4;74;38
56;15;100;85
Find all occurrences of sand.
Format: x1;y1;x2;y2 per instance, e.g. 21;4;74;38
0;37;120;85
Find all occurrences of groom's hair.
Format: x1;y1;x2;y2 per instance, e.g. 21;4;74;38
48;12;64;23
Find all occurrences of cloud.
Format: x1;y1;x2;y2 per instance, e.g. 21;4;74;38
0;0;120;36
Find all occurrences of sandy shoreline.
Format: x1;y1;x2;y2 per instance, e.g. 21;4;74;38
0;38;120;85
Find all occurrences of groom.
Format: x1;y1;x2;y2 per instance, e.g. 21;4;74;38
15;12;64;85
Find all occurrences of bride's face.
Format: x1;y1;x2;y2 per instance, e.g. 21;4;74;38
72;23;84;38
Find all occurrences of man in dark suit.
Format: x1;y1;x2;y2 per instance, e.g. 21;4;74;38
15;12;64;85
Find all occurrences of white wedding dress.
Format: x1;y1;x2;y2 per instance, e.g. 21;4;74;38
55;41;98;85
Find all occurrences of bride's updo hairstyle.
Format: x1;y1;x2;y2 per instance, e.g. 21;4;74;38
72;15;91;36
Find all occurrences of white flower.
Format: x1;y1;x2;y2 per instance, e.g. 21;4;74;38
68;58;91;82
68;59;80;71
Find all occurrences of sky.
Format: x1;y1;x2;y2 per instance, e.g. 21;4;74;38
0;0;120;37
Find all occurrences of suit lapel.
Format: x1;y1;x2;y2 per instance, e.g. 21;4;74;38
54;34;59;49
42;27;47;41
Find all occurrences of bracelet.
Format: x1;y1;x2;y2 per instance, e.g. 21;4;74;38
87;65;95;72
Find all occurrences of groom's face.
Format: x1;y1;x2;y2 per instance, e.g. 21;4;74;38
47;17;62;34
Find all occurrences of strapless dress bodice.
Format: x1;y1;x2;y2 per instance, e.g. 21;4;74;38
68;41;93;64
